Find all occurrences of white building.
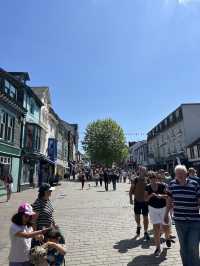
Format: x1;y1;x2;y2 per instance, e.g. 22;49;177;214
147;103;200;172
129;140;148;167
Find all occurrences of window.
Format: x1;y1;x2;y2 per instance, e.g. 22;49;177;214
0;110;15;142
197;145;200;158
190;147;195;159
25;124;41;151
30;100;35;114
7;116;15;142
0;111;6;139
35;127;41;151
4;80;17;99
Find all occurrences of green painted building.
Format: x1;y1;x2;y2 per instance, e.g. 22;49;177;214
0;69;26;196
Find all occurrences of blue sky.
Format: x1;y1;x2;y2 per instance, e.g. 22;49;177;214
1;0;200;146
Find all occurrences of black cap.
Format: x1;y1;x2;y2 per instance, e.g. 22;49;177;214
38;183;55;193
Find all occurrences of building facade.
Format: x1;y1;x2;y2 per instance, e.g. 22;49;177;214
12;73;44;189
147;104;200;173
0;69;26;195
0;68;79;196
128;141;148;167
31;87;56;185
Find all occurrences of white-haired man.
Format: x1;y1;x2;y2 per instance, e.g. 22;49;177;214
164;165;200;266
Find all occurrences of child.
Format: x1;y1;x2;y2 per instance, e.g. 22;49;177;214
9;203;50;266
44;229;66;266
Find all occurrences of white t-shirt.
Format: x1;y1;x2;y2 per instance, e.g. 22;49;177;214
9;223;33;262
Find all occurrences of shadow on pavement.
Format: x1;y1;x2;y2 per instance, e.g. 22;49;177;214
127;248;168;266
114;236;155;253
114;235;167;253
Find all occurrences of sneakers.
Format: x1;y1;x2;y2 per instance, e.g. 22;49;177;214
144;232;150;241
154;248;161;257
136;226;141;236
166;239;171;248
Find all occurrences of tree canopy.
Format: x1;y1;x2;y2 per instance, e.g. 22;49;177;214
82;119;128;167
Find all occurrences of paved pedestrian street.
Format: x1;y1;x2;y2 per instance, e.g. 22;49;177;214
0;182;183;266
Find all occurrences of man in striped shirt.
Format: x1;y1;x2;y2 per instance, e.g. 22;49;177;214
164;165;200;266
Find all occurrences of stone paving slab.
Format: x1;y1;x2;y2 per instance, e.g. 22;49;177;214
0;181;183;265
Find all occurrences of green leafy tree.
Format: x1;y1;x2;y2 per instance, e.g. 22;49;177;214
82;119;128;167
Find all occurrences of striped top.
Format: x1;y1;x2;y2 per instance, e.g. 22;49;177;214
32;198;55;229
189;175;200;185
168;179;200;221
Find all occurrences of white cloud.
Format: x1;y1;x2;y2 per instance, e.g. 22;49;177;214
178;0;200;4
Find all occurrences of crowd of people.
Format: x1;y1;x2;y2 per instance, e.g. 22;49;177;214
7;164;200;266
77;167;131;191
129;165;200;266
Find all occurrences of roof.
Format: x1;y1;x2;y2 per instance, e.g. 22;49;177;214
49;106;60;121
8;72;30;81
187;137;200;148
31;87;52;105
0;68;43;107
60;120;74;132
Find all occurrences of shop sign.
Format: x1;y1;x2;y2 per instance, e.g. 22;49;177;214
48;138;57;161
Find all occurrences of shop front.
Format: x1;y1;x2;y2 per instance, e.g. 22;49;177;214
0;142;21;196
39;156;55;186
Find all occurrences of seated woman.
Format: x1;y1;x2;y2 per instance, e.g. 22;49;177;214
44;229;66;266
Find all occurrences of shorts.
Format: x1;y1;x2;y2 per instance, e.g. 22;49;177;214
134;200;149;216
149;206;168;225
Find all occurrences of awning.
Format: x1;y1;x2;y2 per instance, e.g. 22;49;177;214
40;156;55;165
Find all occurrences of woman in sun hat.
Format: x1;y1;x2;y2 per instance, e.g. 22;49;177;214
9;203;50;266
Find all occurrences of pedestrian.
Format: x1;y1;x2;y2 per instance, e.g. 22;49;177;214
145;171;171;256
111;170;118;191
188;167;200;184
32;183;56;230
164;165;200;266
44;229;66;266
122;170;127;183
9;203;49;266
94;170;99;186
129;166;150;240
104;169;109;191
4;173;13;202
99;169;104;187
79;171;85;190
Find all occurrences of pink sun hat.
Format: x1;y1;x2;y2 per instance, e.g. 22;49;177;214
18;203;36;216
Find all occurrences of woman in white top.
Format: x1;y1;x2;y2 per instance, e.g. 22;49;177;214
9;203;49;266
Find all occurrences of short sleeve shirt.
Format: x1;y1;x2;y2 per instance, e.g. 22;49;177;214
32;198;54;229
9;223;33;262
145;183;167;208
168;179;200;221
